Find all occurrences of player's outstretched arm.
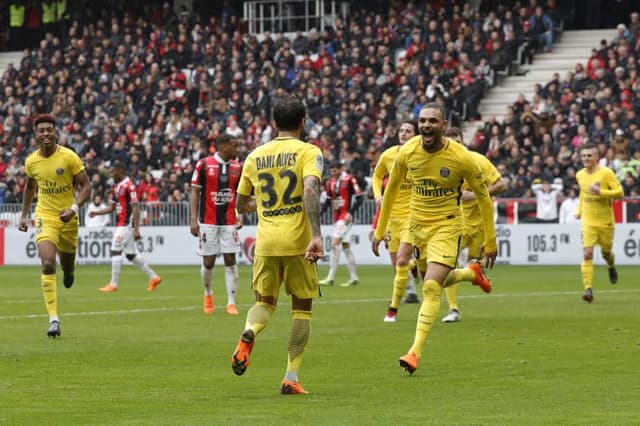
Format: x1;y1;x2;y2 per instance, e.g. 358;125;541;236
19;176;37;232
88;201;115;217
304;175;323;263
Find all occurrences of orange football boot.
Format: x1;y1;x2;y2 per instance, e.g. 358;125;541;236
280;380;309;395
399;351;419;375
231;329;255;376
147;276;162;291
98;283;118;292
203;295;214;314
468;261;492;293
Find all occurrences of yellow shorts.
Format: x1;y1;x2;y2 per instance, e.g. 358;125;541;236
34;214;79;253
386;217;410;253
462;221;484;259
581;225;614;252
252;255;319;300
410;218;462;268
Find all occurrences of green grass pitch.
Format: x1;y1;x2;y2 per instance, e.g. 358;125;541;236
1;264;638;425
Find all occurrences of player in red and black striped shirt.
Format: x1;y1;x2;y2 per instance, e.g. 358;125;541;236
318;160;363;287
90;162;162;293
190;134;243;315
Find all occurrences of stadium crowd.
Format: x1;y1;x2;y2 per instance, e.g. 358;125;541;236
0;0;638;217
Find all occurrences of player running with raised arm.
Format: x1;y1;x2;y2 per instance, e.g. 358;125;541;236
575;142;624;303
319;160;363;287
372;120;421;323
91;162;161;292
231;95;324;395
19;113;91;337
190;134;243;315
441;127;506;323
372;103;497;374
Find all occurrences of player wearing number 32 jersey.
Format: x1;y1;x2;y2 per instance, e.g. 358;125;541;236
231;96;324;395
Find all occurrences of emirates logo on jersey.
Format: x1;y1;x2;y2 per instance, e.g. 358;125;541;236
56;167;64;175
207;167;216;176
440;167;450;177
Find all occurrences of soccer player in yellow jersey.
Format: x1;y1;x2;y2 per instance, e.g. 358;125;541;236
18;113;91;338
441;127;506;323
231;95;324;395
575;143;624;303
372;120;421;323
372;103;497;374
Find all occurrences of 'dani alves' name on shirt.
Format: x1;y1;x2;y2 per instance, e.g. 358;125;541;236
256;153;298;170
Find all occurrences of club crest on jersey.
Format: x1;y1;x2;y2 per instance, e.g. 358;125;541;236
440;167;450;177
56;167;64;175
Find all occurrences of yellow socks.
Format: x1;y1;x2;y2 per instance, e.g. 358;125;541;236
581;259;594;289
409;279;442;359
390;265;409;309
245;301;275;336
285;310;311;382
41;274;58;321
443;267;474;287
445;284;459;311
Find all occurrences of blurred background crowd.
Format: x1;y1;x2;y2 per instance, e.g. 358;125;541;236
0;0;638;223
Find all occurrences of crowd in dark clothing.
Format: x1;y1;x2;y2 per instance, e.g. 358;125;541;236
2;0;635;211
470;12;640;199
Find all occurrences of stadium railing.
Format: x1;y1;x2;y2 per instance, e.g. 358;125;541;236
1;198;638;228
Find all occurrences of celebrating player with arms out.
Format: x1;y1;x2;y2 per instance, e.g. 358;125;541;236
441;127;506;323
575;143;623;303
190;134;243;315
92;162;162;293
231;95;324;395
372;120;421;323
19;113;91;338
372;103;497;374
319;160;363;287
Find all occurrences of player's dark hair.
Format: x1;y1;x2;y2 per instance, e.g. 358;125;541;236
216;133;235;147
111;161;126;171
444;126;463;142
421;102;447;120
400;119;418;134
273;95;305;131
32;113;56;127
581;142;598;152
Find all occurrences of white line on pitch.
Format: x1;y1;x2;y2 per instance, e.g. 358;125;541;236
1;288;639;320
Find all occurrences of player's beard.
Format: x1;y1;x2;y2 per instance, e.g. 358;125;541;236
420;129;440;150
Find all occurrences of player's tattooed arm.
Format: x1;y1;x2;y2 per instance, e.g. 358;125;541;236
303;175;322;237
237;193;257;213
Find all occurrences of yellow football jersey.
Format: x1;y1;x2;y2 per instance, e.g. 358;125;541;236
238;137;323;256
462;150;502;226
372;145;411;219
25;145;85;217
376;136;497;252
576;166;623;227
